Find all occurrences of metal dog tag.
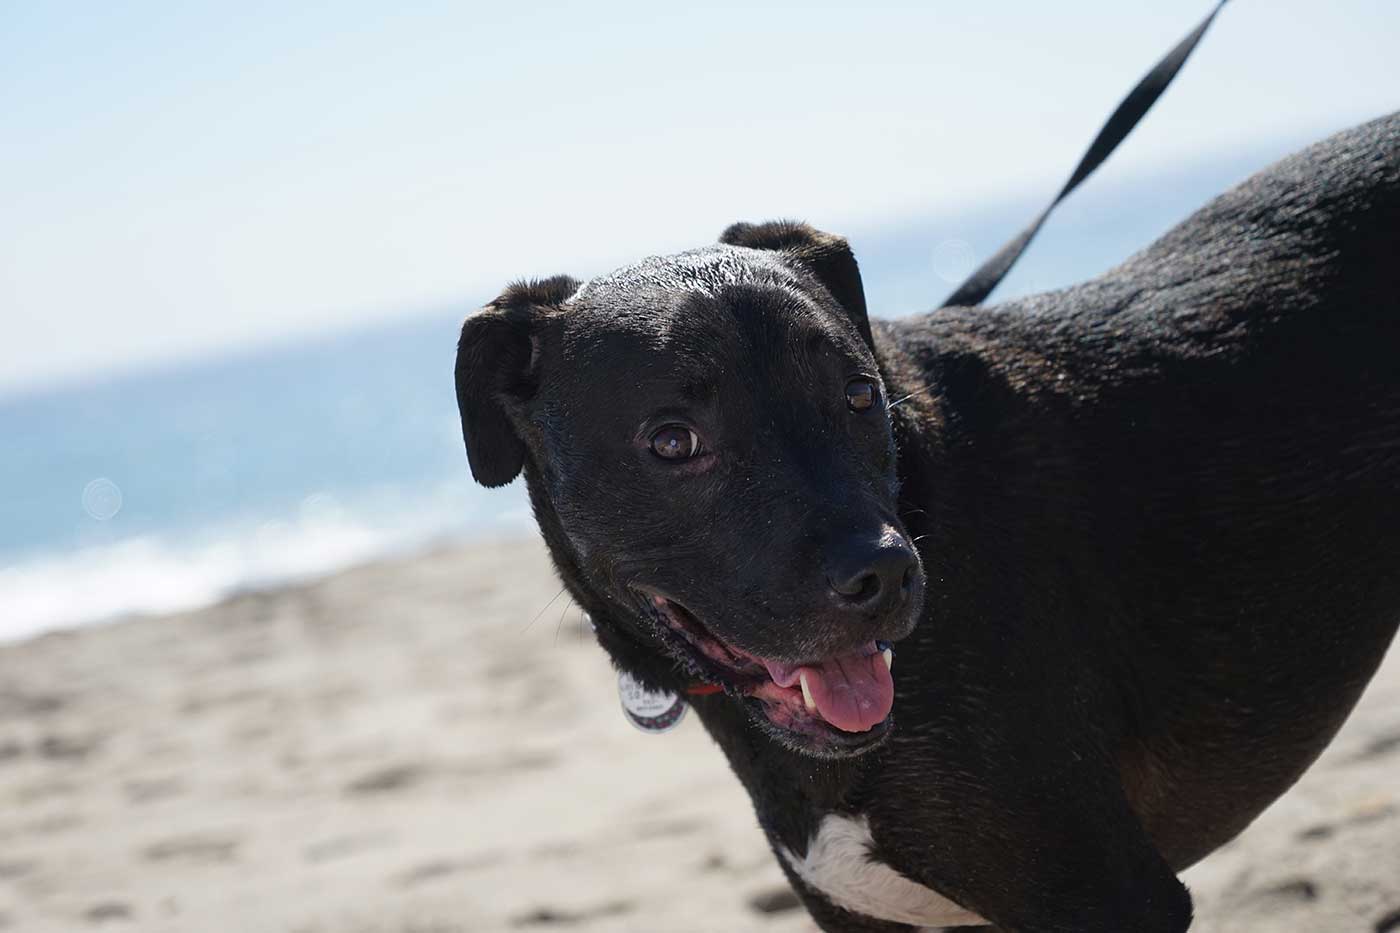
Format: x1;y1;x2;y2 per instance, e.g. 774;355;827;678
617;671;687;734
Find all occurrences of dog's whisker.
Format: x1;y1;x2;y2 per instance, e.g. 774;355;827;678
554;597;576;647
889;386;935;409
525;585;568;633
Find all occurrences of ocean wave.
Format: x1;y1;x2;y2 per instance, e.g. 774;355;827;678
0;485;532;643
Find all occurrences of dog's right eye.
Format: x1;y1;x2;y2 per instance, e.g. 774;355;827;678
649;424;700;460
846;378;879;412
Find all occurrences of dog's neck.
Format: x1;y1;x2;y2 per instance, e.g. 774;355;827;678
684;690;879;857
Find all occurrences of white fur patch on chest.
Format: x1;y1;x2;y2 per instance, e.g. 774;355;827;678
779;813;985;929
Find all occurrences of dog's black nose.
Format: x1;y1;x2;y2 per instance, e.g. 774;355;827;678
825;535;917;615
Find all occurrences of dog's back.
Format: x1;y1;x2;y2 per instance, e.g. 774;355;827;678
882;111;1400;868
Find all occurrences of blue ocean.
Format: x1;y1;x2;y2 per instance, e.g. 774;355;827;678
0;146;1292;641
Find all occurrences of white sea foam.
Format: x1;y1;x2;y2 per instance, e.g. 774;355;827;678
0;485;533;644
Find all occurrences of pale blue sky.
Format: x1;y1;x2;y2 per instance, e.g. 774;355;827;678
2;1;1397;395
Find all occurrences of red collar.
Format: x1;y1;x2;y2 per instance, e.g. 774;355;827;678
686;683;724;696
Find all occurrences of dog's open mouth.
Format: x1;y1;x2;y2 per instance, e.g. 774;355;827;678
634;590;896;754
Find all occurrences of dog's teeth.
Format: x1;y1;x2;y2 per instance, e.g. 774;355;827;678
799;672;817;712
882;648;894;671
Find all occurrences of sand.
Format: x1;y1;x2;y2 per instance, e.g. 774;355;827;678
0;535;1396;933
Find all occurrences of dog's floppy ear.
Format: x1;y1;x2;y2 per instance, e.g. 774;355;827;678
455;275;579;487
719;220;874;351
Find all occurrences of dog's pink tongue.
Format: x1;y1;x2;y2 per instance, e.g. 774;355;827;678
764;650;894;733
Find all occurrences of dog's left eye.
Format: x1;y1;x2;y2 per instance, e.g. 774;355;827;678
649;424;701;460
846;379;879;412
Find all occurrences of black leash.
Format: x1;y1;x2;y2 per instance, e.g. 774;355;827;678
940;1;1229;309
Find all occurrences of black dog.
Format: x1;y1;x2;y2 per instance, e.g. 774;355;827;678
455;113;1400;931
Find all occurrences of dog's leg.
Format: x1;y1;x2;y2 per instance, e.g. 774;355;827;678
850;615;1193;933
865;715;1192;933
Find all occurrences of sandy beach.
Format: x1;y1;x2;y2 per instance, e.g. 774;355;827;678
1;535;1396;933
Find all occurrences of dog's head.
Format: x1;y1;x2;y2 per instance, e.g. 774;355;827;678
455;221;923;757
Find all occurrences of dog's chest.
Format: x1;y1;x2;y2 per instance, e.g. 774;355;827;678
779;813;983;929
